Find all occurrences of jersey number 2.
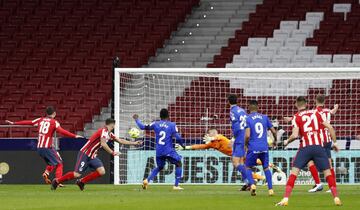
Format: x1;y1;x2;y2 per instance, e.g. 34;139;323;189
159;131;166;145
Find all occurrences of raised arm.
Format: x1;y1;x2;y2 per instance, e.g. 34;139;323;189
330;104;339;115
112;134;142;146
6;119;36;126
133;114;154;130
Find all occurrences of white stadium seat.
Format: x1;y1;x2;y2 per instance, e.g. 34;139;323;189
352;54;360;63
291;29;309;40
266;38;284;48
280;21;298;30
292;55;312;63
299;21;316;31
247;38;266;47
278;47;297;56
285;38;303;48
333;54;352;63
306;12;324;22
233;54;251;64
258;47;277;56
240;47;257;56
297;46;317;56
272;55;292;64
252;55;272;63
312;54;332;63
273;29;291;39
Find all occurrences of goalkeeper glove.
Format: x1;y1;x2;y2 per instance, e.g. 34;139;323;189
203;134;215;144
175;143;184;151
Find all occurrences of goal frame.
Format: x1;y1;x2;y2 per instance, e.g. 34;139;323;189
113;67;360;185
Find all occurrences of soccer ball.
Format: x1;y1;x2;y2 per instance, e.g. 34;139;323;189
128;127;140;139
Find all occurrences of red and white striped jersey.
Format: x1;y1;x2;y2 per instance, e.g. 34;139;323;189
14;117;77;148
316;106;332;144
292;109;326;148
80;127;116;159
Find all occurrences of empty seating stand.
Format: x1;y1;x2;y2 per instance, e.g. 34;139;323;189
0;0;199;137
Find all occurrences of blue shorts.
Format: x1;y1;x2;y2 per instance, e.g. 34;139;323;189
232;143;245;158
246;151;269;169
292;145;330;171
37;148;62;166
74;152;104;174
156;151;182;169
323;142;332;158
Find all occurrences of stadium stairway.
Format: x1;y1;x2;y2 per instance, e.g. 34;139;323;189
146;0;261;68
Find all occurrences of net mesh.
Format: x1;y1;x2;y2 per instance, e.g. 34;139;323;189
114;69;360;185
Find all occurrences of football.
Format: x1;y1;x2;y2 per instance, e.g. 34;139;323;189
128;127;140;139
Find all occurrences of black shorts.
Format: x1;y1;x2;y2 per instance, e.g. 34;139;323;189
292;145;330;171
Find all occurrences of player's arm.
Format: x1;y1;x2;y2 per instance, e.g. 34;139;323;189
55;121;83;138
245;127;250;146
112;134;142;146
6;119;36;126
322;121;339;152
100;137;120;156
284;127;299;146
283;117;293;123
132;114;154;130
330;104;339;115
270;127;277;145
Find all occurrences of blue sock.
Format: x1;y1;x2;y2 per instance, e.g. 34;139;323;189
264;169;273;190
147;167;160;182
237;164;247;183
246;169;254;185
175;167;182;187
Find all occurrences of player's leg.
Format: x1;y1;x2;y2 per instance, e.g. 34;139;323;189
43;165;55;184
245;151;257;196
307;160;323;192
38;148;60;184
326;142;336;191
313;148;341;206
167;151;183;190
51;152;87;190
232;143;247;184
76;159;105;191
276;148;310;206
143;156;165;189
51;149;64;180
260;152;273;196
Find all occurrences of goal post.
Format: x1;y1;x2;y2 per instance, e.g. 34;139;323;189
114;68;360;185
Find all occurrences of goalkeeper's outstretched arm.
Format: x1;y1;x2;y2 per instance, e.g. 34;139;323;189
132;114;154;130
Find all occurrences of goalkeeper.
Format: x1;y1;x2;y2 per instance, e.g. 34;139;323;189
176;129;282;185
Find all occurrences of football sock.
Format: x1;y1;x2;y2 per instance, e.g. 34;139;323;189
174;167;182;187
55;163;63;179
45;165;55;173
237;164;247;183
252;173;264;180
57;172;75;183
284;174;297;198
330;168;337;187
264;169;273;190
246;169;255;185
81;171;102;184
309;164;320;185
147;167;161;182
326;175;338;198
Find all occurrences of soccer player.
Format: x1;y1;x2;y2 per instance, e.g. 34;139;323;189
51;118;142;191
276;97;341;206
245;100;277;196
133;108;185;190
308;95;339;193
6;106;82;184
176;129;269;182
228;94;248;186
284;99;339;193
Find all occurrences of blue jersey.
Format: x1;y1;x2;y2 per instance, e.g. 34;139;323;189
135;119;184;156
246;112;273;152
230;105;247;144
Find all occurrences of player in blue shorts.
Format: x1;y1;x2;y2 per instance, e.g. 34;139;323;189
244;100;277;196
133;108;185;190
228;94;248;189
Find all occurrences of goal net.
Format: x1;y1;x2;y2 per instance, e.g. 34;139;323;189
114;68;360;185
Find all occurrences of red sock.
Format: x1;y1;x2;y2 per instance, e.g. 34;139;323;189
330;168;337;187
284;174;297;198
309;165;320;185
45;165;55;173
57;172;75;183
326;175;338;198
55;164;63;179
80;171;102;184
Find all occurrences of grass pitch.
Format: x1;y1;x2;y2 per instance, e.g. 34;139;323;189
0;184;359;210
